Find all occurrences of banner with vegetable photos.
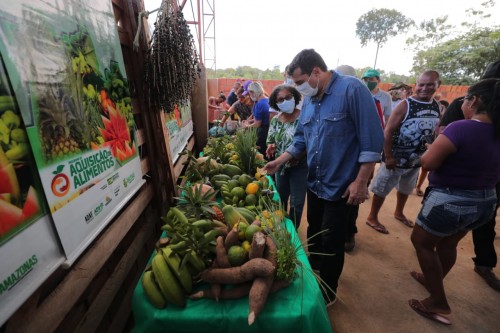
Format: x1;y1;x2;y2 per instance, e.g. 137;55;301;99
165;101;193;163
0;1;144;264
0;55;64;326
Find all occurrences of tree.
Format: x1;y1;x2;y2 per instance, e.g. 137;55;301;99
206;66;284;80
407;0;499;84
356;9;414;68
411;27;500;85
405;16;453;53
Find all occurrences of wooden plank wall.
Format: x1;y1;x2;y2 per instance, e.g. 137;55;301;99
2;0;182;332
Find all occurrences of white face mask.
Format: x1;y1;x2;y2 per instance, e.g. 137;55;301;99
277;98;295;114
284;78;295;86
295;73;319;97
250;95;258;102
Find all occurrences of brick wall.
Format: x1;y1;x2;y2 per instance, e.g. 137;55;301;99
207;78;469;122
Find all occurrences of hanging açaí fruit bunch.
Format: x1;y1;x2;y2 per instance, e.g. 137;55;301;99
144;0;201;113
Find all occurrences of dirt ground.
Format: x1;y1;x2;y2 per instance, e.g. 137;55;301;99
296;176;500;333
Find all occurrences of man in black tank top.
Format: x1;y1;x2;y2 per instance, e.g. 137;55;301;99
366;70;441;234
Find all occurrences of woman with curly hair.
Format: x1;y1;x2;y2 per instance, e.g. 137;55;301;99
266;84;307;228
409;78;500;325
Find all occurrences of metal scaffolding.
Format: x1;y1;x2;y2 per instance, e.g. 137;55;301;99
178;0;216;74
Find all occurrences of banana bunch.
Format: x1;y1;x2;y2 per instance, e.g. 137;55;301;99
142;246;207;309
0;98;30;162
142;207;228;308
161;207;226;257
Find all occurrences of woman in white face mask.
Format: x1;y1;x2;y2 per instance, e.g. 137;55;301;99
265;84;307;228
243;82;270;155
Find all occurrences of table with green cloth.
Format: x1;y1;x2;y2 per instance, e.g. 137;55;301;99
131;218;333;333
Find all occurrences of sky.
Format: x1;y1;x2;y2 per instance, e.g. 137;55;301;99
144;0;499;76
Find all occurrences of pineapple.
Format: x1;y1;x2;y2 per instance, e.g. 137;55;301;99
233;127;258;175
175;183;219;220
38;83;84;161
211;206;225;223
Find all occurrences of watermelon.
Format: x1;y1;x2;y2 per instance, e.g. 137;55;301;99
0;199;23;236
22;186;40;219
0;163;20;199
0;193;12;203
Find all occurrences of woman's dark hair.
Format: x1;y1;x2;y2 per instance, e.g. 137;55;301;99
439;100;449;108
287;49;327;77
268;84;302;111
467;78;500;137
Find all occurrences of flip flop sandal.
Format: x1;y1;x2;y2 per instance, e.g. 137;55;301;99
366;221;389;234
408;299;452;325
395;216;414;228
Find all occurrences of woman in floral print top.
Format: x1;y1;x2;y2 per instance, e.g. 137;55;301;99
266;85;307;228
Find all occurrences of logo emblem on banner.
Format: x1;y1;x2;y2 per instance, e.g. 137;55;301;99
51;165;70;197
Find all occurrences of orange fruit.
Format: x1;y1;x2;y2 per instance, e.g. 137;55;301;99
227;246;248;266
245;183;259;195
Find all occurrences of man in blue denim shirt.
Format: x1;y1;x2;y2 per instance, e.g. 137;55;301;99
263;49;384;305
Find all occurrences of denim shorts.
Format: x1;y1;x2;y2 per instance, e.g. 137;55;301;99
416;187;497;237
370;163;420;197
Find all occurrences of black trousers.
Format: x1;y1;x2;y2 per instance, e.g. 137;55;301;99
472;181;500;268
307;190;356;292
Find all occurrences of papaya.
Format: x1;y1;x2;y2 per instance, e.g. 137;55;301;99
222;205;246;228
221;164;242;177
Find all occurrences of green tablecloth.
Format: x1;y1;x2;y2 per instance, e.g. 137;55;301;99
131;219;333;333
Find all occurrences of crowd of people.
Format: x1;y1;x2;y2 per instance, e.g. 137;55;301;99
208;50;500;326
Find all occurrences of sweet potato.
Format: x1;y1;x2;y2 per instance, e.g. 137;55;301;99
201;258;275;284
248;275;274;325
189;282;252;300
189;278;289;302
263;236;277;267
249;231;266;259
215;236;231;268
214;226;228;237
224;226;240;252
210;259;221;301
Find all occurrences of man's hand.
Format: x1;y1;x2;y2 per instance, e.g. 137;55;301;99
342;180;368;205
385;155;397;170
262;160;281;175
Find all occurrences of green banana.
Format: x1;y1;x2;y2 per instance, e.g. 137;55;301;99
191;219;213;230
0;96;16;113
151;254;186;307
199;229;222;246
187;250;206;272
10;128;27;143
169;240;188;252
211;220;227;228
5;143;29;161
1;110;20;129
161;224;175;234
170;207;189;225
142;271;166;309
162;247;193;293
235;207;257;224
179;250;192;273
214;180;228;188
211;174;231;182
